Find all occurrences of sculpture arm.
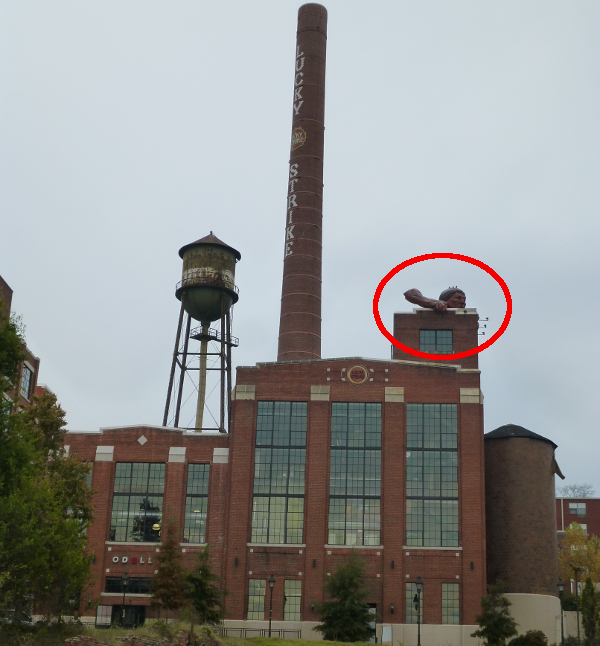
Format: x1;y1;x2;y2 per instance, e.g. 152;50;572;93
404;288;447;311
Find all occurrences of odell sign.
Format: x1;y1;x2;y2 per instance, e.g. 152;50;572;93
111;556;152;564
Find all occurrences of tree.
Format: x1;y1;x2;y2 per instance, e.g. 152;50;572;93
0;391;94;621
472;582;518;646
558;524;600;584
0;309;94;622
149;516;189;616
186;545;224;625
558;484;595;498
580;577;598;646
314;550;375;642
509;631;548;646
0;308;24;393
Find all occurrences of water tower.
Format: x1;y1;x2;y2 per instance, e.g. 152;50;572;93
163;233;240;432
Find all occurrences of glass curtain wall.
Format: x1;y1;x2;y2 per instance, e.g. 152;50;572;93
328;403;381;546
184;464;210;543
251;402;307;544
110;463;165;542
406;404;458;547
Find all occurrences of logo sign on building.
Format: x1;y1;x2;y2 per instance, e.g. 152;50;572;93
291;127;307;150
347;365;368;384
111;555;152;564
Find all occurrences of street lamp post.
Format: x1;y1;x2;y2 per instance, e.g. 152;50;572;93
414;576;423;646
558;578;565;646
268;574;276;638
121;572;129;627
571;564;583;644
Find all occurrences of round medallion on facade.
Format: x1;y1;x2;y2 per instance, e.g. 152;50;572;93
291;127;307;150
347;365;368;384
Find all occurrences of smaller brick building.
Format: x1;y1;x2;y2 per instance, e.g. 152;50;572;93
1;274;41;410
556;497;600;539
66;426;230;627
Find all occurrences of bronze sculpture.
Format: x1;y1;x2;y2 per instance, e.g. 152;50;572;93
404;287;466;311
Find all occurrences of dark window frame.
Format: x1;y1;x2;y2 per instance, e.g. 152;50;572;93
20;365;33;399
284;579;302;621
328;402;382;546
568;502;586;518
442;582;460;624
419;330;453;354
406;404;459;547
405;582;423;624
247;578;266;620
251;402;307;544
105;577;151;595
109;463;165;543
184;464;210;543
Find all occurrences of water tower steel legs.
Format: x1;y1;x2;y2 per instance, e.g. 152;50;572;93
163;302;185;427
163;298;237;432
174;314;192;429
220;293;226;433
226;310;232;431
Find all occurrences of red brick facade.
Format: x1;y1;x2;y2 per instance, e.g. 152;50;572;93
1;273;41;410
556;498;600;538
485;435;559;595
70;307;487;627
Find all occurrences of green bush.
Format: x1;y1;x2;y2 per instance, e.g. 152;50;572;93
561;593;578;612
509;630;548;646
152;618;176;639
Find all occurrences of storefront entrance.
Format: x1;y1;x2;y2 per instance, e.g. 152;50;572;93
110;605;146;628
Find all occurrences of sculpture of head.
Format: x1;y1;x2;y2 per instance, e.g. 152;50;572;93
439;287;466;308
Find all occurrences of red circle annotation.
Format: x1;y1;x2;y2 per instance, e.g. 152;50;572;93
372;253;512;361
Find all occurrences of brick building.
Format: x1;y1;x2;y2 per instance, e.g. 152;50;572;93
1;274;41;410
64;4;561;643
556;498;600;539
69;306;490;640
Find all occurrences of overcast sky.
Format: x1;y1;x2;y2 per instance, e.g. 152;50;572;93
2;1;599;493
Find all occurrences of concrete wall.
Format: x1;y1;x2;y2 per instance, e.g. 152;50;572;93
389;623;481;646
564;610;582;639
223;620;483;646
506;593;561;644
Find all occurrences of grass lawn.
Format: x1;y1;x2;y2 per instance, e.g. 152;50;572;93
0;622;376;646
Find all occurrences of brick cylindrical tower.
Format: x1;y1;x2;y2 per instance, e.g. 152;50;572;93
485;424;560;595
277;4;327;362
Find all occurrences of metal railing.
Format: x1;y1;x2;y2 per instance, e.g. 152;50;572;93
175;273;239;295
217;627;302;639
189;325;239;347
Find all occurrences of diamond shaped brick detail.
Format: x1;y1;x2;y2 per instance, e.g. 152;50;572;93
138;435;148;445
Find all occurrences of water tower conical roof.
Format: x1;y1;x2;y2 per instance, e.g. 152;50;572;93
178;232;241;260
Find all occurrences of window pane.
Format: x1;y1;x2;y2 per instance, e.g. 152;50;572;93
406;582;423;624
442;583;460;624
284;580;302;621
184;464;210;543
251;402;307;544
20;366;32;399
420;330;453;353
406;405;458;547
328;404;381;546
248;579;266;620
110;463;165;543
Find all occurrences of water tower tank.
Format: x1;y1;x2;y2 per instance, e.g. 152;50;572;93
175;232;241;325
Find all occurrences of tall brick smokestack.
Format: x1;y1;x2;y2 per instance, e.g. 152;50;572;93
277;4;327;362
